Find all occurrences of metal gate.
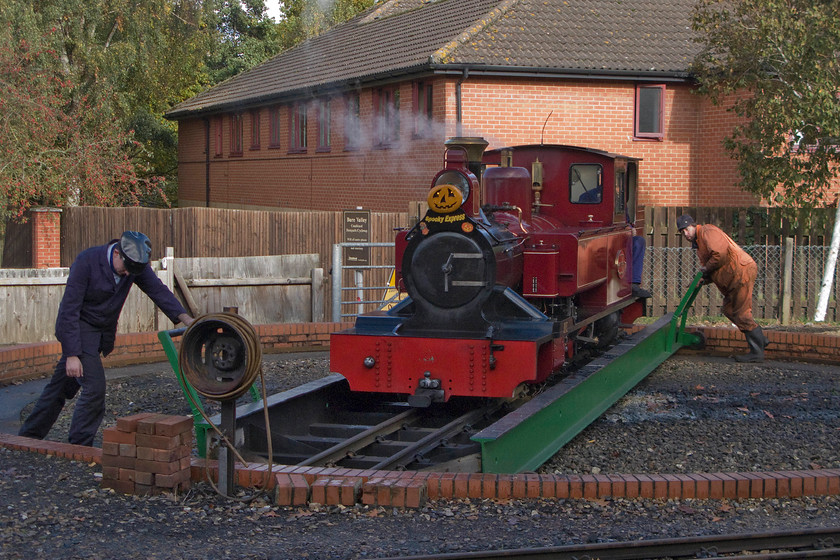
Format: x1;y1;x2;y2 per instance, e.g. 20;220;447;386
330;242;398;322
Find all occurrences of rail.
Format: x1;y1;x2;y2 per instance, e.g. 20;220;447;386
379;527;840;559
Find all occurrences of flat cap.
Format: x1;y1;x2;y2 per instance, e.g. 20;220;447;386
676;214;695;231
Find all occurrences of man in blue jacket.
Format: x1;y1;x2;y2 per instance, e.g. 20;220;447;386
19;231;194;446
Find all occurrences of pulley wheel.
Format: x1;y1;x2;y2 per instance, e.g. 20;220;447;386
178;312;262;401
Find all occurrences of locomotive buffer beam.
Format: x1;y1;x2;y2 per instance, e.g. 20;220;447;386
472;274;705;474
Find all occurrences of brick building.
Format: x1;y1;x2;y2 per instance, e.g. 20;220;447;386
165;0;754;213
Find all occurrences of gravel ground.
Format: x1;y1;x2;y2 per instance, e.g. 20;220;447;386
3;349;840;559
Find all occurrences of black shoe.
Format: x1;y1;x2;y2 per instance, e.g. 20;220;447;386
632;284;651;298
735;327;765;363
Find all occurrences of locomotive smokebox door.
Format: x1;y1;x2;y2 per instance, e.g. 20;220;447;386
411;232;487;307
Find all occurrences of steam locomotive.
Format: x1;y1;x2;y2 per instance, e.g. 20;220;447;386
330;137;646;406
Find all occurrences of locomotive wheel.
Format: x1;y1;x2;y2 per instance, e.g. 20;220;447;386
594;311;620;348
178;312;262;401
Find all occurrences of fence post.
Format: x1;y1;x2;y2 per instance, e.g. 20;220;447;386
331;244;343;322
354;270;365;317
780;237;793;325
311;267;325;322
157;247;176;330
30;207;62;268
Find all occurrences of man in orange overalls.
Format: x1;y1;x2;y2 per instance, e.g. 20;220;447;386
677;214;769;362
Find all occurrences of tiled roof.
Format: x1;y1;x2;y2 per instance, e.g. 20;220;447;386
166;0;700;119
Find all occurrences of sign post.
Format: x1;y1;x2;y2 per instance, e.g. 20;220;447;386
343;209;371;315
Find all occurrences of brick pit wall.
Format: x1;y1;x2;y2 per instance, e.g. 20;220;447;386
0;322;351;385
1;323;839;507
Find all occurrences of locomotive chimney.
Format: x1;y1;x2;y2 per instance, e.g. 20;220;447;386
444;137;489;179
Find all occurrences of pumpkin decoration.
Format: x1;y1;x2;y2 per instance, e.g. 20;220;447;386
427;184;463;214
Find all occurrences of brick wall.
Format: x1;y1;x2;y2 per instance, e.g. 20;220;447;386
0;322;353;385
101;413;194;495
176;76;760;213
30;208;62;268
3;322;836;388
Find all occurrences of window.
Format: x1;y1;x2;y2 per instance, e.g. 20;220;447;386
374;86;400;147
317;98;331;151
570;164;603;204
269;106;282;148
289;102;307;152
214;117;223;157
614;169;626;223
344;93;361;151
230;113;243;155
413;81;433;138
250;109;260;150
635;84;664;139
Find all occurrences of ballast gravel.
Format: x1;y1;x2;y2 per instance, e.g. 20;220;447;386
2;350;840;559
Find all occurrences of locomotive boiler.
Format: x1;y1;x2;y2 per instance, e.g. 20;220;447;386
331;137;646;406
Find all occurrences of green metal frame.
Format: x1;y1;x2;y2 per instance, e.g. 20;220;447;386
157;328;261;457
473;272;705;474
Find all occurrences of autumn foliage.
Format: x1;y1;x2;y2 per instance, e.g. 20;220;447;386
0;29;167;223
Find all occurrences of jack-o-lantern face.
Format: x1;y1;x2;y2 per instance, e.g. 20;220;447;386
427;184;463;213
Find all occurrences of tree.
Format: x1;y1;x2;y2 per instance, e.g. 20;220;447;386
0;26;166;223
206;0;281;84
0;0;217;216
0;0;375;229
692;0;840;321
275;0;375;52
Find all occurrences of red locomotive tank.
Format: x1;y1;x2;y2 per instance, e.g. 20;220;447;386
331;138;646;406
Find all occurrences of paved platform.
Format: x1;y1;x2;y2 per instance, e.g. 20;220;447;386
0;362;162;436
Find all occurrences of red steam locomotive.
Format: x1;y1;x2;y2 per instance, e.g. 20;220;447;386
331;137;646;406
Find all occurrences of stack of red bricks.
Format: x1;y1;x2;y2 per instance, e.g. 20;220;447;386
101;412;194;495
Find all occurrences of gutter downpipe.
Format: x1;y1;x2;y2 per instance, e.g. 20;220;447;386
203;118;211;207
456;67;469;136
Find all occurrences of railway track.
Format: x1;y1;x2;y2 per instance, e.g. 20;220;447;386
378;527;840;559
170;279;703;473
228;375;516;471
197;310;703;473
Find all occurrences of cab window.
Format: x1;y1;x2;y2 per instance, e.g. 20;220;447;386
614;169;627;223
570;164;602;204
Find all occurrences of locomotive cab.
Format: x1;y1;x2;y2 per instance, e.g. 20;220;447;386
482;145;643;322
482;145;640;234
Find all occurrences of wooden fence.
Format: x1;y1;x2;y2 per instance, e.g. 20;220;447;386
641;207;839;322
3;205;839;326
0;252;324;345
644;206;837;248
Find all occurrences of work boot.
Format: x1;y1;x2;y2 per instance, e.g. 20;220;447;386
761;329;771;348
735;327;767;363
631;284;652;298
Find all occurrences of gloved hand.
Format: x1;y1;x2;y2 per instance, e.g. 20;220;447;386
699;266;712;285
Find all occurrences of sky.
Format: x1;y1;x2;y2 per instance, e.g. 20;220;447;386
265;0;281;21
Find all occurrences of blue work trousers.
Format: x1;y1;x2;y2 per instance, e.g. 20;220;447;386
19;327;107;447
632;236;646;285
